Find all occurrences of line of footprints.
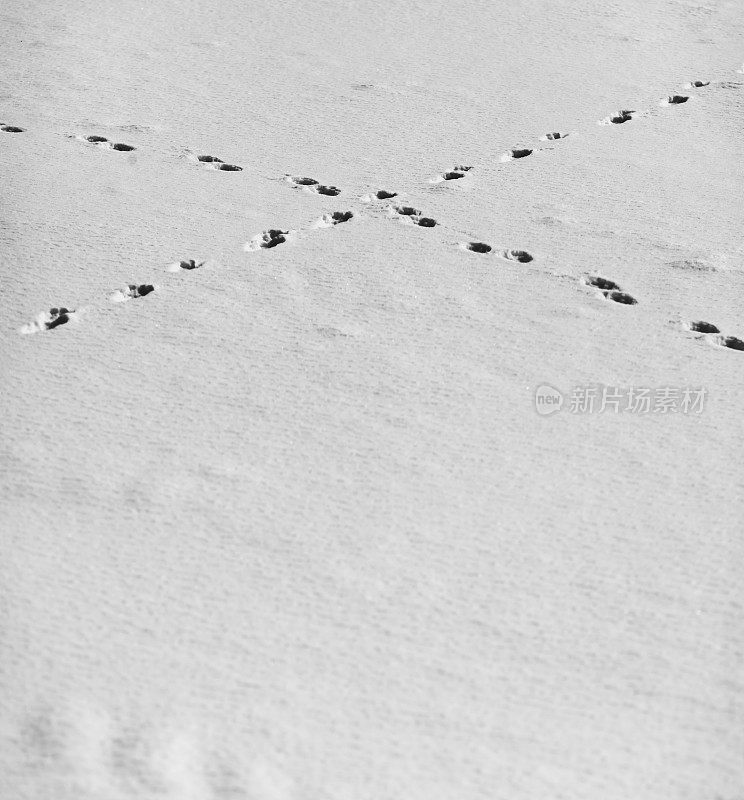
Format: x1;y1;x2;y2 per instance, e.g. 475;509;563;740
9;70;744;351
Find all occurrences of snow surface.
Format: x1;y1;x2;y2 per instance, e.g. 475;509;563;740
1;0;743;798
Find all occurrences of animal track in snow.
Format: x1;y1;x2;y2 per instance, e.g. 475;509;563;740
245;229;292;251
661;95;689;105
430;166;472;183
20;307;74;334
599;109;635;125
607;291;637;305
110;284;155;302
314;211;354;228
463;242;492;253
500;249;533;263
541;132;569;140
685;80;709;88
392;205;421;217
688;320;720;334
716;335;744;351
314;184;340;196
189;153;241;170
80;135;137;152
389;205;436;227
285;176;339;195
375;189;397;199
2;124;25;133
585;276;621;292
166;259;206;272
285;175;318;188
584;275;637;305
501;148;533;161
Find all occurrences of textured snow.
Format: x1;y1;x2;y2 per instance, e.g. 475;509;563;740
1;0;743;798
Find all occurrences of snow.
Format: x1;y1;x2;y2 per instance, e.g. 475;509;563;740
1;0;743;798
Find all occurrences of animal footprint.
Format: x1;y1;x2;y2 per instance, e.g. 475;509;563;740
716;335;744;351
110;284;155;302
286;175;318;187
599;109;635;125
2;124;25;133
462;242;492;253
285;175;339;195
245;229;291;251
430;165;472;183
685;80;709;88
315;211;354;228
500;249;534;263
501;148;533;161
661;95;689;105
166;259;206;272
81;135;136;151
390;205;436;227
20;307;74;334
190;153;241;170
392;205;420;217
375;189;397;199
583;275;637;304
688;320;720;334
541;132;569;140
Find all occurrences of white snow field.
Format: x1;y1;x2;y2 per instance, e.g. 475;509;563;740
1;0;743;798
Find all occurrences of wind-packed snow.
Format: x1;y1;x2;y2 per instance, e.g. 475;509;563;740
1;1;743;798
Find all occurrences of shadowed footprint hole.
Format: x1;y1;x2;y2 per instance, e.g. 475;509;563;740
690;320;719;334
586;276;621;291
219;163;242;171
128;284;154;297
690;80;709;88
509;148;533;159
443;171;465;180
501;249;533;263
2;125;24;133
466;242;492;253
717;335;744;351
197;154;223;163
414;217;436;227
394;205;421;216
86;135;108;143
112;143;136;151
46;308;71;329
376;189;397;199
315;184;340;196
607;291;637;305
666;95;689;104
